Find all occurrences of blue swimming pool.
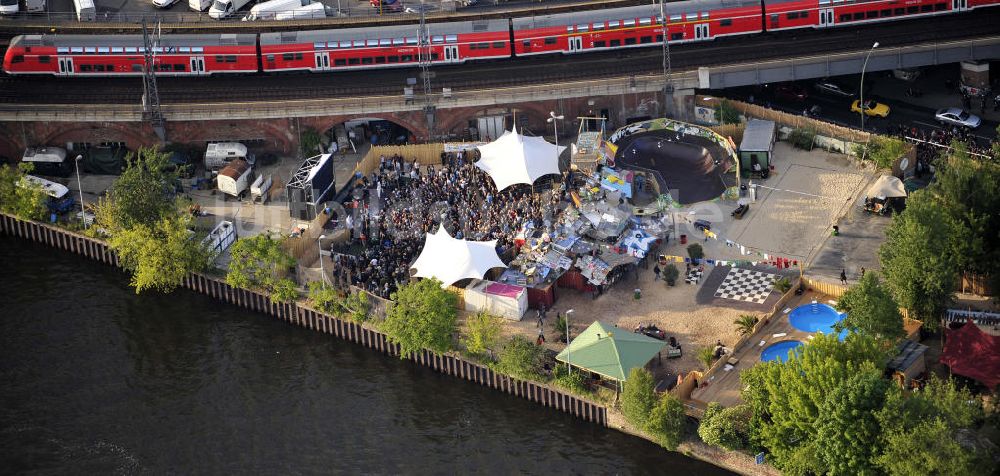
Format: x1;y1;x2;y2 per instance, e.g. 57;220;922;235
761;340;804;363
789;303;848;339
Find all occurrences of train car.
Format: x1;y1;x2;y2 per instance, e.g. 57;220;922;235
762;0;998;32
511;1;763;57
3;34;258;76
259;19;510;73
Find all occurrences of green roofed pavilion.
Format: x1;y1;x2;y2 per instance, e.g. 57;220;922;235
556;321;666;382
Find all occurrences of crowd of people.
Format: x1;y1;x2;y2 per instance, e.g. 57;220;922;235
332;152;567;299
892;124;998;179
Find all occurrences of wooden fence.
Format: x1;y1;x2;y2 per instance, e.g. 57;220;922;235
801;276;848;298
354;143;446;177
0;212;606;427
699;97;872;144
959;272;994;296
710;123;746;146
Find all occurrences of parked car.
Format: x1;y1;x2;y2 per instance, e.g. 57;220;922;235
773;83;809;102
152;0;181;7
693;219;712;232
813;80;855;98
935;108;982;129
892;68;921;82
851;99;890;118
403;2;435;13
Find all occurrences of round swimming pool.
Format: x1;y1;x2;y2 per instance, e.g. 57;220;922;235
789;303;847;338
761;340;804;363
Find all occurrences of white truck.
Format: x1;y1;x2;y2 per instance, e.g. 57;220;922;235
189;0;211;11
73;0;95;20
204;142;253;170
273;2;327;20
216;159;253;198
209;0;252;19
242;0;308;21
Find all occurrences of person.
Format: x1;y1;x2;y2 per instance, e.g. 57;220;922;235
653;263;661;281
832;225;840;236
860;267;866;278
840;269;847;285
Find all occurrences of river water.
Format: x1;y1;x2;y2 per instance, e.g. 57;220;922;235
0;237;732;475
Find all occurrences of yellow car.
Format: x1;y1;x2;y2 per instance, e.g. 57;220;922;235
851;99;891;118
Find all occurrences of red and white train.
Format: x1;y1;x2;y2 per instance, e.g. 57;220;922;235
4;0;998;76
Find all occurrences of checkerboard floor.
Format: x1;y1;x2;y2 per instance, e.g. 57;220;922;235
685;268;703;285
714;267;776;304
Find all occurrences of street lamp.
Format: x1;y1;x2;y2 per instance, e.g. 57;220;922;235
318;234;327;288
859;42;879;131
565;309;574;374
74;154;87;229
547;111;564;165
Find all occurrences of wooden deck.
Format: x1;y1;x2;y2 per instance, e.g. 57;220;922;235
690;291;837;408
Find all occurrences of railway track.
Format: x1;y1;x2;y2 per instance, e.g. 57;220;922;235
1;10;997;105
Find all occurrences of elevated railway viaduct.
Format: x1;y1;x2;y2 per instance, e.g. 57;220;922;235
0;11;997;159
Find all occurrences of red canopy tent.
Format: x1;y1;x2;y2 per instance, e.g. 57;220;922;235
940;322;1000;389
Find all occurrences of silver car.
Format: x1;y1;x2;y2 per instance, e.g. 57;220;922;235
935;108;982;129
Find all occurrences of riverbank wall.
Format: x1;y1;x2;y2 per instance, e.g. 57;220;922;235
0;212;608;427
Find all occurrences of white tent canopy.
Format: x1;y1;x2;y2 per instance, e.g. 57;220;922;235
867;175;907;199
475;126;566;191
411;225;507;287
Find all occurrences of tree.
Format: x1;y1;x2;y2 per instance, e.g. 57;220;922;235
687;243;704;261
300;127;323;156
874;376;990;475
383;278;457;358
96;147;179;232
0;162;48;220
226;234;297;303
620;367;656;428
109;215;210;293
697;346;716;370
308;281;340;314
734;314;759;336
646;393;686;450
461;311;503;358
554;312;568;343
876;419;991;476
495;335;543;380
834;272;904;341
740;333;890;474
698;402;751;451
930;146;1000;292
879;190;964;327
341;290;370;323
814;369;890;476
714;100;741;125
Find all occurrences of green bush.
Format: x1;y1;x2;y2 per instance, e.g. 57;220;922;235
308;281;341;315
687;243;704;261
773;277;792;293
646;393;687;450
715;100;741;125
697;346;716;370
0;162;47;221
496;335;543;380
698;402;752;450
270;278;299;303
300;127;323;156
553;365;589;395
383;278;457;358
621;367;657;428
853;136;909;169
461;311;503;358
788;127;816;150
734;314;759;336
662;263;680;284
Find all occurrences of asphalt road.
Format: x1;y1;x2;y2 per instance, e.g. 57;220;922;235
716;63;999;140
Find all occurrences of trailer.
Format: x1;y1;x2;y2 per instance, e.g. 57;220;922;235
242;0;309;21
23;0;45;13
250;173;273;203
205;142;251;170
202;220;237;257
23;147;72;177
21;174;75;214
216;159;252;199
273;2;327;20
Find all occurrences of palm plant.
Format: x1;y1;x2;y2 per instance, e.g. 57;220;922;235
734;314;759;336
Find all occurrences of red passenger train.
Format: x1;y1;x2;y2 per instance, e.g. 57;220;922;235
4;0;998;77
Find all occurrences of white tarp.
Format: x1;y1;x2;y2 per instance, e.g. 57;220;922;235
463;280;528;321
411;225;507;287
475;126;566;191
867;175;907;199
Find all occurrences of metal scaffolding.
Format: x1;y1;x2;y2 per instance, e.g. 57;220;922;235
141;20;166;142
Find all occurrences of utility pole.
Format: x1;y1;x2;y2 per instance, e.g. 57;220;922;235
418;1;436;140
141;19;166;142
659;0;676;119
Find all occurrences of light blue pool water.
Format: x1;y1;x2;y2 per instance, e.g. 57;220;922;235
789;302;848;339
761;340;804;363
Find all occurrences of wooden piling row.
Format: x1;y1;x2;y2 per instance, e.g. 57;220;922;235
0;213;607;427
